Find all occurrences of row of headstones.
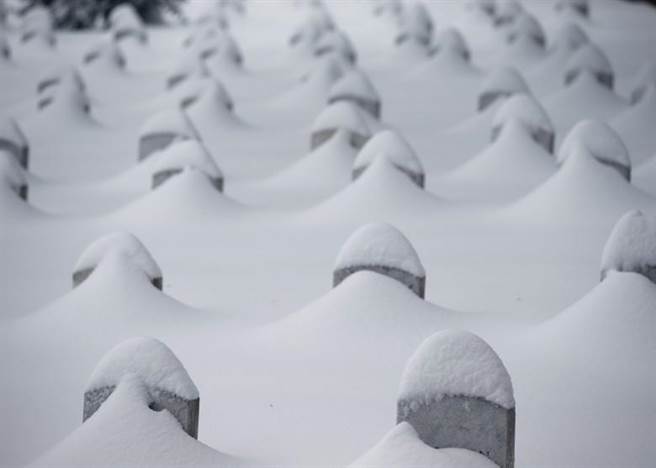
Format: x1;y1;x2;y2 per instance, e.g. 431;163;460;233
72;203;656;467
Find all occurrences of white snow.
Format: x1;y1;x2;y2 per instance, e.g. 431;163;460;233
150;139;222;180
334;222;425;277
399;329;515;409
310;101;371;136
557;119;630;171
0;150;26;191
601;210;656;280
139;108;198;139
328;69;380;103
491;93;553;139
479;66;529;96
86;337;199;399
564;43;613;82
73;232;162;282
353;129;423;175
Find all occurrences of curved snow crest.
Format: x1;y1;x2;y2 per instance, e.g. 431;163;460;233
327;68;380;116
505;12;545;47
601;210;656;282
150;139;223;180
354;129;423;175
492;93;553;148
558;120;630;179
311;101;372;136
349;422;498;468
478;67;529;111
0;150;27;194
139;108;198;139
335;222;425;277
74;232;162;283
87;337;198;399
430;27;470;60
564;43;613;88
399;329;515;409
550;22;589;54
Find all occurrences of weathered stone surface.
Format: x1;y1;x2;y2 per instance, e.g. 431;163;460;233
334;265;425;298
73;267;163;289
83;385;200;439
398;395;515;468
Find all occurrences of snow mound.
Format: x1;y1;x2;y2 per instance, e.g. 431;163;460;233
492;93;553;151
611;84;656;165
314;30;357;64
36;72;91;118
86;337;198;399
431;27;470;60
399;329;515;409
82;41;126;70
353;129;424;184
349;422;497;468
564;43;613;88
335;222;425;277
139;109;198;141
506;13;545;47
555;0;589;17
37;65;85;96
494;0;523;25
150;139;222;182
110;4;147;43
311;101;372;140
557;120;630;180
601;210;656;282
74;232;162;284
630;62;656;104
328;69;380;113
166;55;210;90
550;22;589;53
478;67;529;111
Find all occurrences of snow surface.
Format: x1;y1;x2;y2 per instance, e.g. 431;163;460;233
491;93;553;139
86;337;199;399
601;210;656;280
328;68;380;103
310;100;371;136
73;232;162;282
150;139;223;180
353;129;423;174
399;329;515;409
334;222;425;277
557;119;630;170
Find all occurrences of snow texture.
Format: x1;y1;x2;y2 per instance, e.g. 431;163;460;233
311;101;371;136
557;120;630;170
492;93;553;137
601;210;656;280
353;129;423;174
399;330;515;409
150;139;222;179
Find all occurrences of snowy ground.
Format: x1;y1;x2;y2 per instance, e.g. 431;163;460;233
1;0;656;467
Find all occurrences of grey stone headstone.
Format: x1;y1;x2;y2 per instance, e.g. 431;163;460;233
328;95;381;119
310;128;369;151
352;164;424;188
73;266;163;290
152;168;223;192
334;265;425;298
138;133;187;161
84;385;199;439
398;395;515;468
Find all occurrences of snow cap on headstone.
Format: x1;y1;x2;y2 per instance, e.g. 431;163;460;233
138;108;198;160
37;65;86;95
431;27;470;60
395;1;433;46
335;222;425;279
630;62;656;104
150;139;223;191
110;3;147;43
601;210;656;283
167;54;210;90
20;6;55;47
86;337;198;399
328;69;381;118
82;41;126;70
353;130;424;187
506;13;545;47
73;232;162;288
494;0;523;25
310;101;372;149
478;67;529;111
555;0;589;17
557;120;630;180
314;30;357;63
564;43;613;89
37;72;91;116
492;93;554;152
550;22;589;53
399;329;514;409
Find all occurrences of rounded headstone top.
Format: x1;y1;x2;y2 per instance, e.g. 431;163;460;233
506;13;545;45
564;43;612;81
328;69;380;103
82;41;126;69
110;4;144;29
550;22;589;53
431;27;470;58
311;101;371;137
335;223;425;277
601;210;656;281
399;329;515;409
480;67;529;96
87;337;198;400
354;130;423;175
74;232;162;283
151;139;222;179
492;93;553;136
557;120;629;174
139;109;197;139
314;30;356;62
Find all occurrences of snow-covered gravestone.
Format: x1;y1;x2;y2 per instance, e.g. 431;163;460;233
110;4;148;44
327;69;381;118
430;28;470;61
334;223;426;297
82;41;126;70
310;101;372;150
0;115;29;169
491;94;554;153
550;22;589;55
313;31;357;64
72;232;162;289
0;151;28;200
601;210;656;283
20;7;55;48
557;120;630;181
630;63;656;104
166;55;210;90
397;330;515;468
555;0;589;18
494;0;523;27
36;70;91;116
353;130;424;187
564;43;613;89
83;337;200;439
477;67;529;112
150;139;223;191
138;109;198;161
505;13;545;48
